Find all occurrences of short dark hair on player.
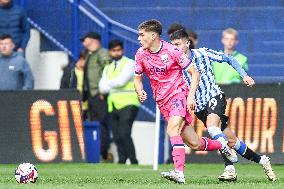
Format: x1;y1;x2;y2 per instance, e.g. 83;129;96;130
187;29;198;40
138;19;162;35
0;33;13;41
167;23;186;36
170;29;195;49
108;39;124;50
170;29;189;41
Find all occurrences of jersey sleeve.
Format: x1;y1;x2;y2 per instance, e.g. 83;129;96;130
206;48;248;78
134;51;144;76
205;48;228;62
173;48;191;71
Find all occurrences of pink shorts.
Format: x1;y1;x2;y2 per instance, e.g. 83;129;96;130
158;92;192;125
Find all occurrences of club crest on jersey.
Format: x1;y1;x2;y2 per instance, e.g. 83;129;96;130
161;54;169;63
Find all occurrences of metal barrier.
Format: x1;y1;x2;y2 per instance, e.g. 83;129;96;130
16;0;139;59
14;0;161;162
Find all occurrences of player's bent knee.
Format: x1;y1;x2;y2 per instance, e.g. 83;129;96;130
188;140;201;150
166;122;181;136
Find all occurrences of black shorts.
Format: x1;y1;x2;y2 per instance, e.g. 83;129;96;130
194;93;229;131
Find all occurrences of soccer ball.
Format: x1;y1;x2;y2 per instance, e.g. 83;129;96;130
15;163;38;184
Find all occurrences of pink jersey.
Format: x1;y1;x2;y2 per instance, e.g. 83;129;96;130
135;40;192;104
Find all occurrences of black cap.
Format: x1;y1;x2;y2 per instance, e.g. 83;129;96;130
80;32;101;42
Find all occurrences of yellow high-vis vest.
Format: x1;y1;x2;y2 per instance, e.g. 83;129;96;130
104;56;140;112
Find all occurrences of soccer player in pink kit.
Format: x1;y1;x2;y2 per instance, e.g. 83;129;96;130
134;19;237;184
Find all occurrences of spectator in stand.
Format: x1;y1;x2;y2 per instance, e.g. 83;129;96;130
0;34;33;90
212;28;248;84
81;32;112;162
99;39;139;164
0;0;30;52
60;50;89;120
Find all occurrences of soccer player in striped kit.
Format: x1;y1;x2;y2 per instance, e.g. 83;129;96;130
134;19;237;184
170;29;276;182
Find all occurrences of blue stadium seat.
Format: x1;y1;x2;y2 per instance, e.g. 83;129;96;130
15;0;284;83
95;0;284;82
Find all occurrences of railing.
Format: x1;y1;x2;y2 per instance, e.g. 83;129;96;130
78;0;139;58
15;0;156;120
16;0;139;59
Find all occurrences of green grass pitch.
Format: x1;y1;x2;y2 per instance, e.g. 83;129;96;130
0;163;283;189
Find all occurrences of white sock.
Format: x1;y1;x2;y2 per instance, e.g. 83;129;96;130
259;155;269;165
175;170;184;176
234;139;241;150
208;126;227;147
225;165;235;171
208;126;222;138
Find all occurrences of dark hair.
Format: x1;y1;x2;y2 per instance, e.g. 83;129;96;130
170;29;189;41
138;19;162;35
170;29;195;49
79;50;88;60
0;34;13;41
187;29;198;40
167;23;186;36
108;39;123;50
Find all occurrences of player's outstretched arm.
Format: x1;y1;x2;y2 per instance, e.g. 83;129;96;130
186;65;200;110
206;49;255;87
134;75;147;103
225;55;255;87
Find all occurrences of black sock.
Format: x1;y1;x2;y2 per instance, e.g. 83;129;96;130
221;152;234;167
221;147;261;166
241;147;261;163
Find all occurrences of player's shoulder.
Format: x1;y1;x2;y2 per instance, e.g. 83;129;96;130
163;40;180;52
135;47;146;57
201;47;224;56
191;47;211;55
199;47;214;52
162;41;183;58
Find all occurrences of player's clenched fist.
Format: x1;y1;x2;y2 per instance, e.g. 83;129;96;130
187;97;196;111
137;90;147;103
243;76;255;87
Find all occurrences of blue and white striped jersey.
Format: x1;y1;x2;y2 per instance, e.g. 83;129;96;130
183;48;247;112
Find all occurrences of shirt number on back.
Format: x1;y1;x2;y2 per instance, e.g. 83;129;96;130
209;98;218;110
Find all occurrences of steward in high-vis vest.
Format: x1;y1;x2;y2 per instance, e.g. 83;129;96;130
99;40;139;164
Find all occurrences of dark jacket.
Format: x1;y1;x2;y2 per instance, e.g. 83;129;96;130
60;64;77;89
0;52;34;90
0;1;30;49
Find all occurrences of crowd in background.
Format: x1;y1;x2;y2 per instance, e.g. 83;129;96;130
0;0;33;90
60;32;140;164
0;0;249;164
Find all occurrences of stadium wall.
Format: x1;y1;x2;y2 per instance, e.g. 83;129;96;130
0;85;283;164
0;90;85;163
184;84;284;164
